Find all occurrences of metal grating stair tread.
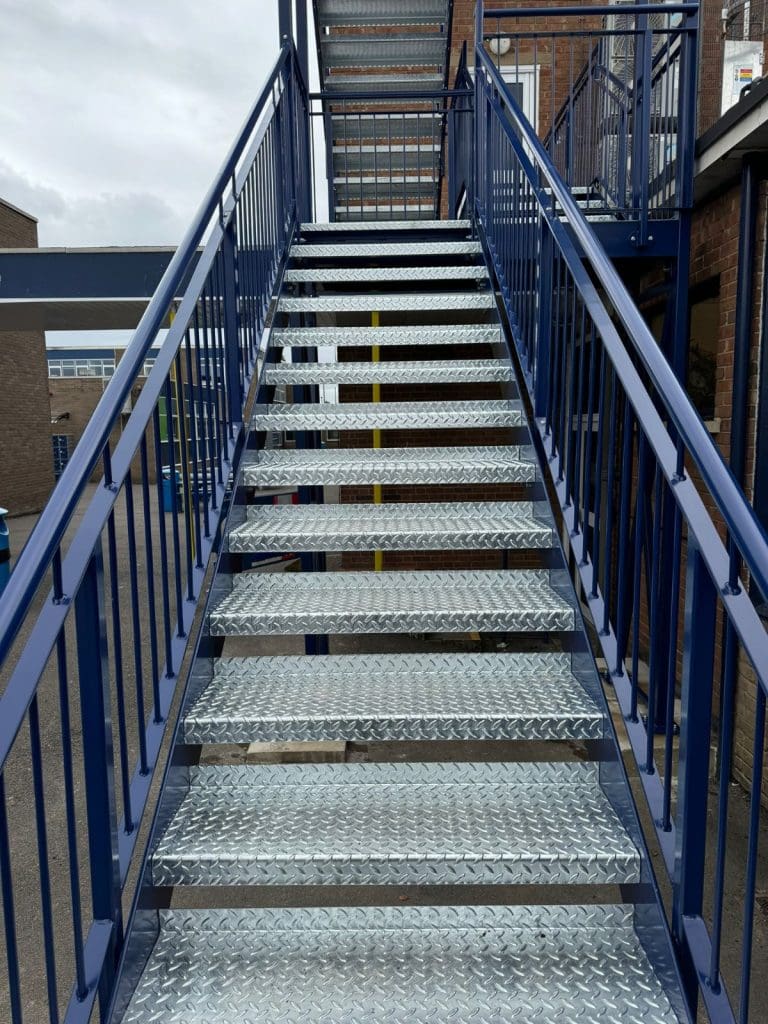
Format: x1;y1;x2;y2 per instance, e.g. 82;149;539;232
250;399;522;431
303;219;473;231
278;292;494;312
208;569;574;635
122;904;681;1024
241;445;537;486
270;324;500;346
318;0;451;27
150;761;639;886
263;359;512;385
227;501;552;552
320;34;447;68
283;265;487;282
323;73;444;94
291;241;482;257
181;652;604;743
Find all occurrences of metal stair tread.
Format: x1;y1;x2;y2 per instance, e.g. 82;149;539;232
323;73;444;94
318;0;451;28
303;219;473;231
263;358;512;385
208;569;574;635
283;266;487;283
181;652;604;743
121;904;681;1024
290;241;482;257
320;34;447;68
278;292;494;312
250;399;522;431
227;500;552;552
241;445;537;486
270;324;499;346
150;761;639;886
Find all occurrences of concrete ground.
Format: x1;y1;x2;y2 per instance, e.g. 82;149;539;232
1;497;767;1022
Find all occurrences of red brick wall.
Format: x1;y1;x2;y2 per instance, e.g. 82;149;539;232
0;200;55;515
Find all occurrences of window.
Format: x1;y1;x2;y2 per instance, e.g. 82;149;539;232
48;357;116;379
52;435;70;480
648;278;719;422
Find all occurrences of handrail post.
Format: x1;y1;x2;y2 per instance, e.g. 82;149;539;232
222;218;243;425
534;226;553;419
75;543;123;1013
673;538;717;1016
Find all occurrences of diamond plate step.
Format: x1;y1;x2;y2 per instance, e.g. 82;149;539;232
318;0;450;28
284;265;487;283
301;219;470;233
285;268;490;289
321;34;446;68
271;324;499;347
278;293;494;313
150;761;639;886
291;241;481;257
208;569;574;636
241;445;536;487
250;399;522;432
228;501;552;553
263;359;511;385
122;904;682;1024
181;652;604;744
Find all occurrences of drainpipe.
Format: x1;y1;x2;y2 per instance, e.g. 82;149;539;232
730;154;761;502
717;153;762;780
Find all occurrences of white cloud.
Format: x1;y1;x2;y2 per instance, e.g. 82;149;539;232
0;0;282;246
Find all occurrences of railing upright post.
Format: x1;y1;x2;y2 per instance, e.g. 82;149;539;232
222;218;243;425
534;226;553;419
673;538;717;1016
75;544;123;1012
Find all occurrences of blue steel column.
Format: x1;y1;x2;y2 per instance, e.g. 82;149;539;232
75;544;123;1013
673;539;717;1017
278;0;292;43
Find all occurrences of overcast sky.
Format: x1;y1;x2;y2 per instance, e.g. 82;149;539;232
0;1;290;247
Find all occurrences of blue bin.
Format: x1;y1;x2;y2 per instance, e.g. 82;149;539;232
0;507;10;596
162;469;182;513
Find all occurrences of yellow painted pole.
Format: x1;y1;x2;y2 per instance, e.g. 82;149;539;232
372;310;383;572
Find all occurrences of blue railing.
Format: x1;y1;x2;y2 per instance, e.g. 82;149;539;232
0;41;309;1024
482;3;687;228
468;4;768;1021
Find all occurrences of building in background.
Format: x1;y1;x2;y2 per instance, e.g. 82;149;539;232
0;199;54;515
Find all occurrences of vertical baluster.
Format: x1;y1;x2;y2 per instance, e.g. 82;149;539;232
183;330;205;567
0;774;23;1023
174;351;196;602
662;500;683;830
151;404;175;676
52;551;88;1001
613;399;636;674
124;472;154;745
739;684;766;1024
102;449;133;826
28;694;59;1024
139;437;161;700
163;377;186;639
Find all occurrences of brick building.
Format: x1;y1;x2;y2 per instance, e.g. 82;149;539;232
0;199;54;516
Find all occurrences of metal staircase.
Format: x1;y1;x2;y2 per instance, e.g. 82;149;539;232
112;219;688;1023
313;0;453;220
3;5;768;1024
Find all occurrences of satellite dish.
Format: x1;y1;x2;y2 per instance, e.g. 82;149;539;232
489;36;511;56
